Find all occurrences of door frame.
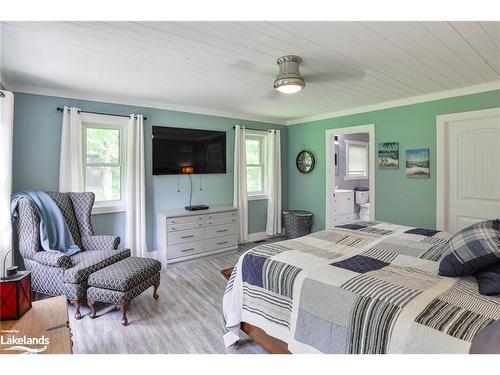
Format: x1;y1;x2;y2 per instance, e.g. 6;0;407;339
325;124;376;228
436;107;500;231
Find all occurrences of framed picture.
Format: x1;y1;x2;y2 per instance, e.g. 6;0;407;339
378;142;399;169
406;148;430;178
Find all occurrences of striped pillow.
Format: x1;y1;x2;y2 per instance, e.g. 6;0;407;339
439;219;500;277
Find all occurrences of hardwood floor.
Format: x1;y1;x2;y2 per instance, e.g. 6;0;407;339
68;237;284;354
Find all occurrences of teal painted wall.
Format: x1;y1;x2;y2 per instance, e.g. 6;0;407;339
12;92;288;250
287;89;500;232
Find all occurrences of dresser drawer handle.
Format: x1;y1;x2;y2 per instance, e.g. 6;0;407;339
216;229;228;233
216;241;228;245
181;248;195;252
171;227;176;230
181;235;194;239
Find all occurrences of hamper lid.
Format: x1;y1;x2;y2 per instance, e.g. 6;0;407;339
282;210;313;216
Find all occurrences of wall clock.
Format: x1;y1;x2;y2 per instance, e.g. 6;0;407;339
296;150;315;174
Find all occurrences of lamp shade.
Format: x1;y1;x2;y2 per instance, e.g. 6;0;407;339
181;166;194;174
0;271;32;321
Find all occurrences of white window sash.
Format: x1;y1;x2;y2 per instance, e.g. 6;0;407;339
245;131;268;198
81;113;128;214
345;140;369;180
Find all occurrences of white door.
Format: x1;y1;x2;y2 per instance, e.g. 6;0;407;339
441;108;500;233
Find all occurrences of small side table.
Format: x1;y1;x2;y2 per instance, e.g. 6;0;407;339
0;296;73;354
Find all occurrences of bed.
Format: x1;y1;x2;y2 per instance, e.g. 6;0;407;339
222;221;500;353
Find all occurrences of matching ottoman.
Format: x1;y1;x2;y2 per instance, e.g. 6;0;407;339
86;257;161;326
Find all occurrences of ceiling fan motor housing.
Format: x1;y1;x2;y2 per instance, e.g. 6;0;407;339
274;55;305;92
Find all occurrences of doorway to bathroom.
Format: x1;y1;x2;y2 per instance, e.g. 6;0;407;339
325;124;376;228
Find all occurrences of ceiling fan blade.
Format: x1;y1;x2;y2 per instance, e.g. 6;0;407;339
227;60;275;76
305;68;365;83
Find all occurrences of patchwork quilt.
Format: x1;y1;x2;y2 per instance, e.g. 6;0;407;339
222;221;500;353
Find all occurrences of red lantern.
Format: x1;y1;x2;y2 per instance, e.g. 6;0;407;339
0;271;32;321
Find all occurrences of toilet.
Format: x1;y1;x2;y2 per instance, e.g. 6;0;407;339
355;190;370;221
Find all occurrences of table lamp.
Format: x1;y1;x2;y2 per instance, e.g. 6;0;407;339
181;166;208;211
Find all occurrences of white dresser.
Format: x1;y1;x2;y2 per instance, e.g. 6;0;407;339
157;206;238;264
332;190;356;225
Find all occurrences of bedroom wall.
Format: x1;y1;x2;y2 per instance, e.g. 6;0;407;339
287;89;500;232
12;92;288;250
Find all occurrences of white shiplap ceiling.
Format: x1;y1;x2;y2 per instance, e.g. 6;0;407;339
1;21;499;124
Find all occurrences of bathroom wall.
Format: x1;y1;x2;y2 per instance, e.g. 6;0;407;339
335;133;370;191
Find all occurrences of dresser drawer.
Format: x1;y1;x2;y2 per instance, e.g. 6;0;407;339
167;241;205;260
205;211;236;221
166;215;205;225
206;216;237;226
167;228;204;245
206;234;238;252
168;221;204;232
206;223;237;239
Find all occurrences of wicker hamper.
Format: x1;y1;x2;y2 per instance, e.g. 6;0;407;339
282;210;313;239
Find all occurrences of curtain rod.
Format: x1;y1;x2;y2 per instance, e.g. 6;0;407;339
232;126;276;133
56;107;147;121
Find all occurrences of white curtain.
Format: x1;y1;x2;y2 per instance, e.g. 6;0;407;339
59;106;83;192
0;90;14;270
125;114;149;257
233;125;248;242
266;129;282;235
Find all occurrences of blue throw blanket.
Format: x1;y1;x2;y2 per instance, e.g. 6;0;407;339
11;191;80;256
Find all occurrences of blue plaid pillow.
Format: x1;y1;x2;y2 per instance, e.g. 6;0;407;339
439;219;500;277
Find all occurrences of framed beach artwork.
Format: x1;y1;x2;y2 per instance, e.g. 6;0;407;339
378;142;399;169
406;148;430;178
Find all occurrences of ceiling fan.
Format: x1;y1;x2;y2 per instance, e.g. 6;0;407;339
229;55;365;97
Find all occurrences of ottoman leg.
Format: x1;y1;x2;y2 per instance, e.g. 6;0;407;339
70;299;82;320
118;304;129;326
153;280;160;300
88;300;96;319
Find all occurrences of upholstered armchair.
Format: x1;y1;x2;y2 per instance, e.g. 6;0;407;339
15;192;130;319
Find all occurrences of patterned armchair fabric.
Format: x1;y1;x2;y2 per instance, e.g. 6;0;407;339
82;235;121;252
15;191;128;304
32;251;72;269
64;249;131;284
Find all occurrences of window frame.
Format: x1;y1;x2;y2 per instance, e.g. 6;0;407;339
81;113;128;215
245;130;268;201
344;140;369;181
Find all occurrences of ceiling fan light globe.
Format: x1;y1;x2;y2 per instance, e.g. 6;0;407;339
275;84;303;94
273;77;305;94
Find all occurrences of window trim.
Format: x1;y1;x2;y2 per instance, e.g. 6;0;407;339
344;140;369;181
245;130;268;200
81;113;128;215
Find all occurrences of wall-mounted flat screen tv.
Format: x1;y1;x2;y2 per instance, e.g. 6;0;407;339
152;126;227;175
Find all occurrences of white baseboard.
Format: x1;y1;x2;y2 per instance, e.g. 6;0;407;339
243;228;285;243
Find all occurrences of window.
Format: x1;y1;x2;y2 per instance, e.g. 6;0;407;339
245;132;267;200
345;140;369;180
82;113;128;214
